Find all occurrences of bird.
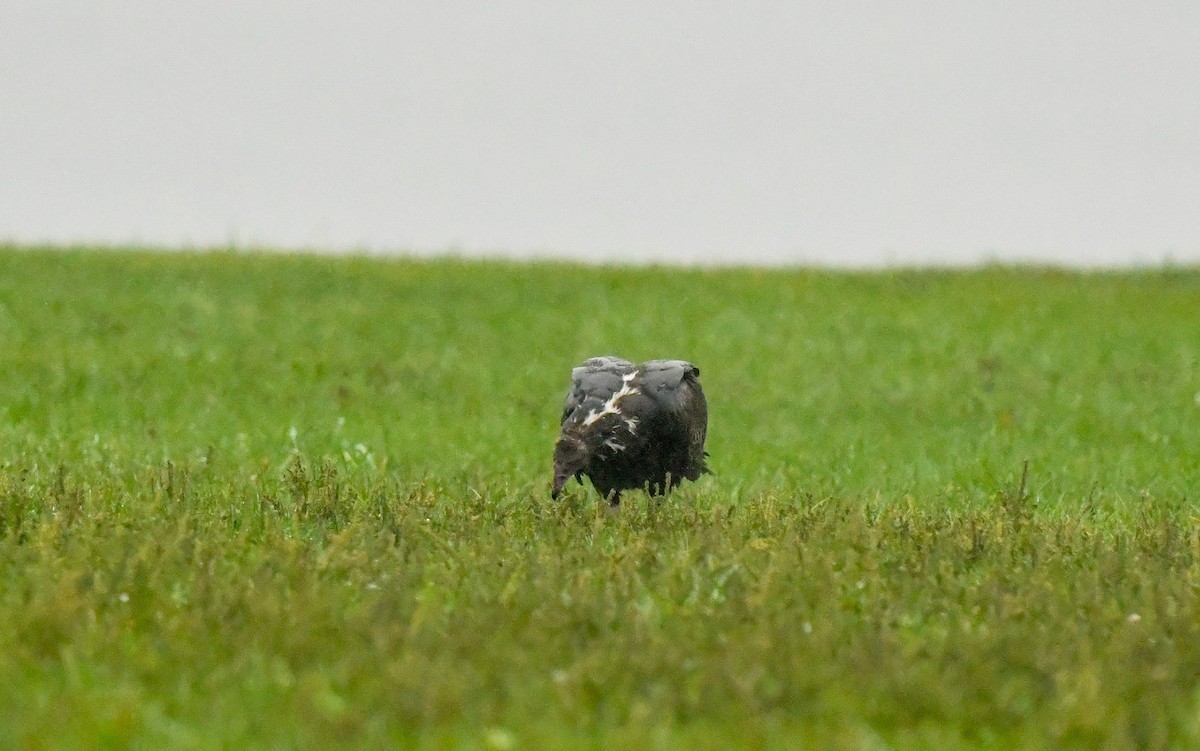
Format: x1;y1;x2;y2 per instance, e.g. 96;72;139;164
552;355;709;507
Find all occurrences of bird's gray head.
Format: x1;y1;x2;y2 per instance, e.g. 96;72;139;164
551;431;594;499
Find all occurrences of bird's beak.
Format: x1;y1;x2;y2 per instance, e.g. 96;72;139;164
551;473;568;500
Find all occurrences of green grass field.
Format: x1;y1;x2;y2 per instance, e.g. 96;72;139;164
1;246;1199;749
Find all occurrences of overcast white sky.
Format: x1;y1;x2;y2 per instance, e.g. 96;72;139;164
2;1;1198;266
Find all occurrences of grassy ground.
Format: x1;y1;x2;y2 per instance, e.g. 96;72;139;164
1;246;1198;749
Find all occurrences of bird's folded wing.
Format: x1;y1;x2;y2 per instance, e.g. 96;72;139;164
561;356;637;424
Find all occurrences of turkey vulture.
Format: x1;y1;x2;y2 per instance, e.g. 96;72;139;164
552;356;709;506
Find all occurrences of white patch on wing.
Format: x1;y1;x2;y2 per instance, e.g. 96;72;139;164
582;372;640;428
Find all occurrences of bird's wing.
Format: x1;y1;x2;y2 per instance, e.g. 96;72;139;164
561;356;637;424
639;359;709;474
638;360;704;416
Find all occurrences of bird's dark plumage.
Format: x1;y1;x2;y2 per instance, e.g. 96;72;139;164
552;356;709;506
